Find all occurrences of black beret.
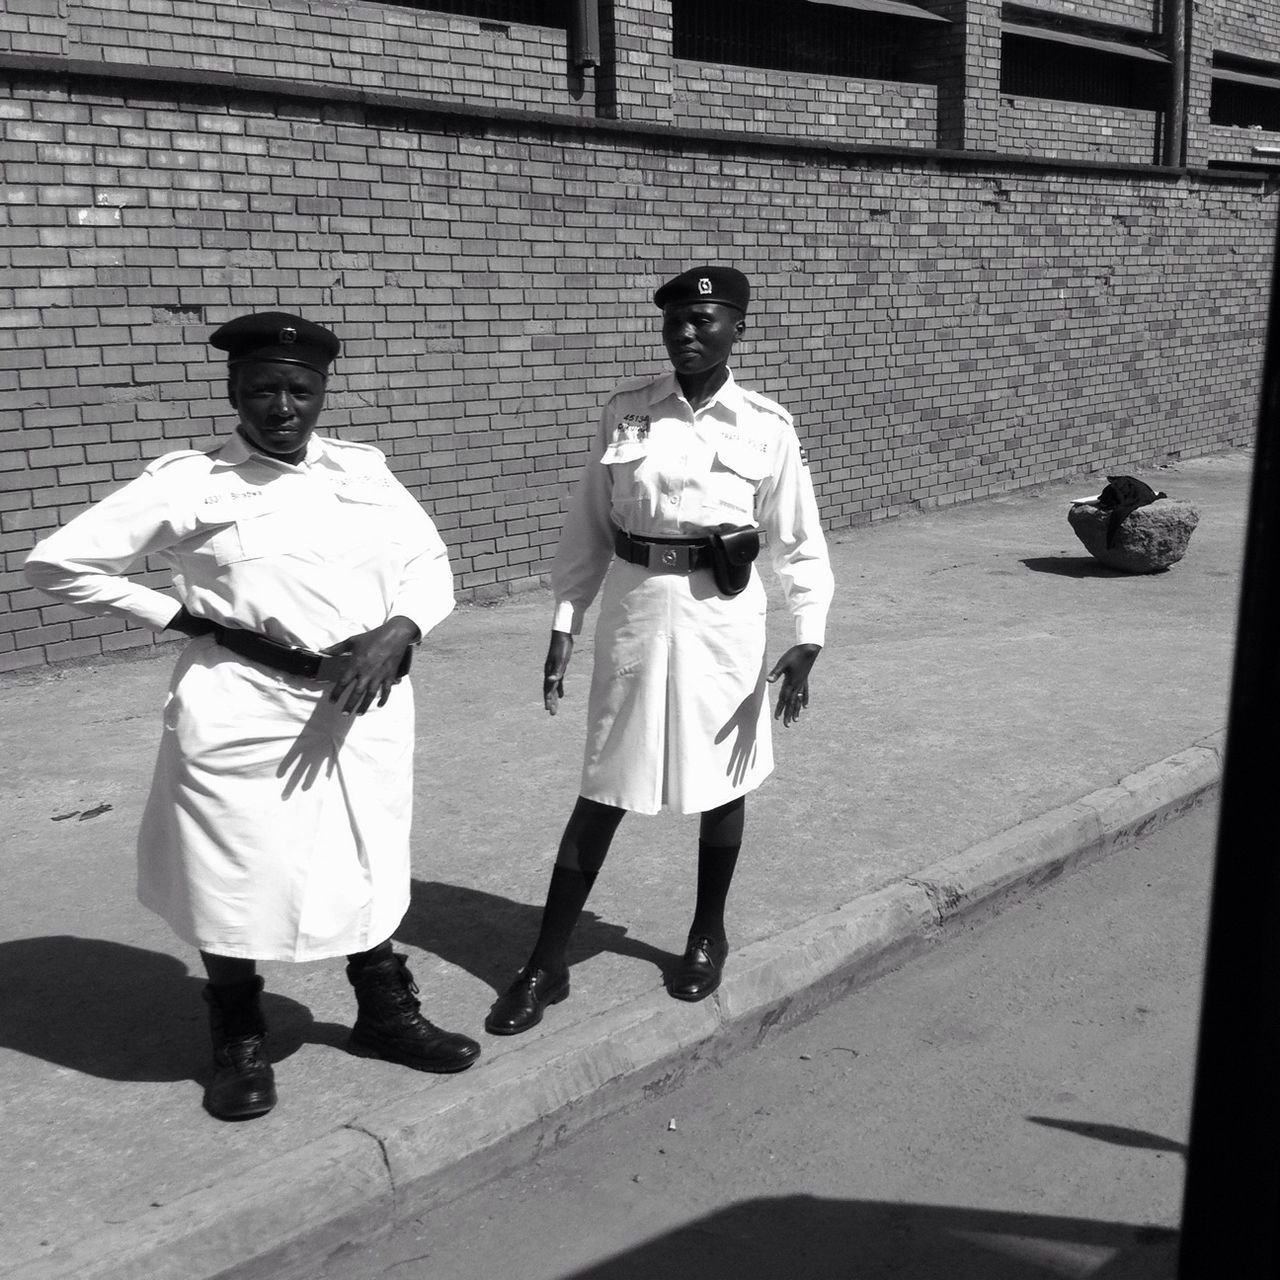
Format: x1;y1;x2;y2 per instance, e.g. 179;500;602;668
654;266;750;314
209;312;341;375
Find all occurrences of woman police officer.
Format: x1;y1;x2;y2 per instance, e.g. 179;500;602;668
485;267;835;1035
24;312;480;1120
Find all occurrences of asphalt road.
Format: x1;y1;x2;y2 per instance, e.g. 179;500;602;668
317;801;1216;1280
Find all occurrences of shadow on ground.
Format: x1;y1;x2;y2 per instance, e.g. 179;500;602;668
1020;555;1128;578
0;936;344;1081
400;880;676;995
1026;1116;1187;1158
559;1195;1178;1280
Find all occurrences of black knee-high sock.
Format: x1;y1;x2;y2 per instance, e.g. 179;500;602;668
346;939;393;969
527;797;625;972
689;839;741;943
527;866;596;972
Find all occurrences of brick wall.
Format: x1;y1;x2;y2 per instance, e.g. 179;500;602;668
1189;0;1280;168
1;0;590;118
673;63;937;147
997;96;1161;164
929;0;1003;152
602;0;673;122
1024;0;1155;28
1;62;1271;671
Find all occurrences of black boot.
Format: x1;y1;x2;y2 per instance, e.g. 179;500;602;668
347;951;480;1074
203;976;277;1121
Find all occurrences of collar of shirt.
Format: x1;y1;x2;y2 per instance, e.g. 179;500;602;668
216;430;331;472
646;369;745;426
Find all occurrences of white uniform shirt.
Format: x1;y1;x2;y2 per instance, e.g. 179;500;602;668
24;430;453;960
25;431;454;649
551;370;833;645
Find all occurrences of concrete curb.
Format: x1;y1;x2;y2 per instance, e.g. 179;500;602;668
8;736;1223;1280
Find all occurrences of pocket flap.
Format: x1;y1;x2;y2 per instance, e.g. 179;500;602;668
714;440;771;481
601;439;649;467
333;475;397;505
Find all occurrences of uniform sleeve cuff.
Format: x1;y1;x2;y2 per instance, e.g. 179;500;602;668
126;589;189;632
552;599;584;635
795;616;826;647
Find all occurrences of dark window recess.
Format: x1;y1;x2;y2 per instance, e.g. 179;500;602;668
396;0;568;25
1210;53;1280;131
1001;34;1165;111
1211;80;1280;130
673;0;923;82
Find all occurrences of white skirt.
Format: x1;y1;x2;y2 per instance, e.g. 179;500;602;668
580;559;773;816
137;636;414;961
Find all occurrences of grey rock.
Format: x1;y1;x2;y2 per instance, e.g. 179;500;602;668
1067;498;1201;573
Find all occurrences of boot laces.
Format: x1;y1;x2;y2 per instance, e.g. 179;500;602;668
221;1035;267;1070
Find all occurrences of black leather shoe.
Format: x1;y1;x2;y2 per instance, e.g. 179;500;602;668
203;977;277;1121
484;965;570;1036
668;934;728;1002
205;1035;277;1121
347;952;480;1074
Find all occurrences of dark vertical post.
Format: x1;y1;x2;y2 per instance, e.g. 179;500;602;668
1162;0;1188;167
570;0;601;67
1177;210;1280;1272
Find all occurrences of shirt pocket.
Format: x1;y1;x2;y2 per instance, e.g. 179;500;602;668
708;441;770;523
191;501;293;565
712;440;771;484
600;438;650;468
333;473;399;505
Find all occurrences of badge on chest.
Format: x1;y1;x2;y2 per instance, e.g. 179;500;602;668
612;414;651;445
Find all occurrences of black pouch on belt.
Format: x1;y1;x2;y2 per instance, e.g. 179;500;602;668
708;526;761;597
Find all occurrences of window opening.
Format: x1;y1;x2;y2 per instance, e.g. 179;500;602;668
1211;52;1280;132
1000;4;1167;112
672;0;931;83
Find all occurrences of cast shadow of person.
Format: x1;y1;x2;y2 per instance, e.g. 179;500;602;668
399;880;676;996
276;695;354;799
713;668;768;788
0;935;348;1083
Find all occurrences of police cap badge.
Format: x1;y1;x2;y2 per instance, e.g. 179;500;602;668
653;266;750;314
209;312;341;375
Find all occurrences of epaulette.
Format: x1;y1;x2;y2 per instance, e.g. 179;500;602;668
142;449;212;476
741;387;794;427
605;373;663;404
321;435;387;461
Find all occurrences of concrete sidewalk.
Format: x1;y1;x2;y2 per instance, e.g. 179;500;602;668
0;450;1248;1280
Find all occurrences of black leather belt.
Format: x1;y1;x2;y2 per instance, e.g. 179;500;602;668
613;527;714;573
189;620;412;682
209;622;329;679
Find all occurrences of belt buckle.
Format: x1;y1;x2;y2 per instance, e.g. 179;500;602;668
657;544;692;573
